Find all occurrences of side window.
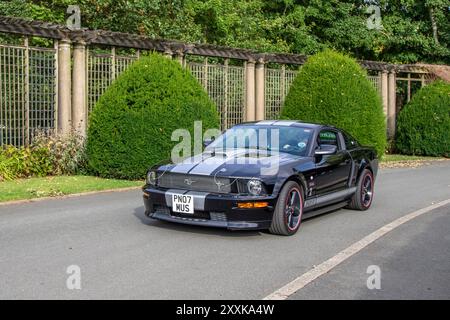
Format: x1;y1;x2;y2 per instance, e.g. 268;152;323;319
318;130;340;150
343;132;358;150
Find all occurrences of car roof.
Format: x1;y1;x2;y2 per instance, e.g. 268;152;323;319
235;120;335;130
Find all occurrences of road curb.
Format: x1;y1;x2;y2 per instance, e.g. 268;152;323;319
0;186;142;207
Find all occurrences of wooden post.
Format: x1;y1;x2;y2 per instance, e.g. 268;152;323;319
407;73;411;102
255;58;265;121
111;47;116;80
245;59;256;122
72;41;87;136
223;59;229;129
281;65;286;101
163;48;173;59
381;70;389;117
387;71;397;139
23;37;30;145
57;39;72;134
203;58;208;90
54;40;59;132
175;50;184;66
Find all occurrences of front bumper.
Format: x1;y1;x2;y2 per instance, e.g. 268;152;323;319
142;186;277;230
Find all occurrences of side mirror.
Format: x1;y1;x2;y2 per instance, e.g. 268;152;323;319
315;145;337;156
203;138;214;148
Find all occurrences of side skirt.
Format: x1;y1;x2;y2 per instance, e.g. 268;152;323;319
304;187;356;211
302;201;349;220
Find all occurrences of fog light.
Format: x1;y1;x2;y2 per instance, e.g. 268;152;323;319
253;202;269;208
238;202;253;209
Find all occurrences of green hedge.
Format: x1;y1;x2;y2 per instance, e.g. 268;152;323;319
86;53;220;179
396;81;450;157
281;50;386;157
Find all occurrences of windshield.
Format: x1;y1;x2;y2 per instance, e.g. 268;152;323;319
206;125;313;157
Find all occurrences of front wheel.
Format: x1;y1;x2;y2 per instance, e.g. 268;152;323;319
269;181;304;236
347;168;374;211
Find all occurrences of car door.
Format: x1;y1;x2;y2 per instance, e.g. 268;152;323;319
313;129;352;196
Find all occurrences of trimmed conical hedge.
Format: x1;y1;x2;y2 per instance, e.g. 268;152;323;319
281;50;386;157
86;53;220;179
396;81;450;157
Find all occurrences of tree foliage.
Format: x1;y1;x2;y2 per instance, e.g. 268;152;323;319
396;81;450;157
281;50;387;157
86;53;219;179
1;0;449;64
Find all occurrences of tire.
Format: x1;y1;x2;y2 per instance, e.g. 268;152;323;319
347;168;374;211
269;181;304;236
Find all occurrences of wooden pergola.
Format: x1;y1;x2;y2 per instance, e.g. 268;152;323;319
0;16;444;140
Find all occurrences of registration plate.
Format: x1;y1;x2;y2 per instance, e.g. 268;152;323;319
172;194;194;214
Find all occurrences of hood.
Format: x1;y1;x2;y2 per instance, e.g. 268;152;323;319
160;148;307;178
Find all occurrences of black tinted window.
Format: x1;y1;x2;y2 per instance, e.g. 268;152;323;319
207;125;313;157
343;132;358;149
318;130;338;147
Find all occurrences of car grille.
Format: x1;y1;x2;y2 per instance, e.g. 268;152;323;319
153;204;227;222
210;212;227;222
171;210;211;220
154;205;171;216
158;172;233;194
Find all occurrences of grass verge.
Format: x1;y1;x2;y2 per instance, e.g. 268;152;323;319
0;175;143;203
380;154;448;169
1;155;447;203
381;154;446;162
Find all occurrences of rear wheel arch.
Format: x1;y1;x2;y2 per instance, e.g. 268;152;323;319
356;160;373;182
347;167;375;211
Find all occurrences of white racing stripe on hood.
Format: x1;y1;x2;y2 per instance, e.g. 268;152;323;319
188;149;248;175
170;153;212;174
170;149;299;176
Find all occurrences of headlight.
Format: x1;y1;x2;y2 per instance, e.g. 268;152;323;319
247;179;264;196
146;171;157;185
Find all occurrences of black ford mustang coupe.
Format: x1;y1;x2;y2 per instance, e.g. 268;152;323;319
143;120;378;235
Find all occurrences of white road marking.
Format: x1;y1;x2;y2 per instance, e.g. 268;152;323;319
263;199;450;300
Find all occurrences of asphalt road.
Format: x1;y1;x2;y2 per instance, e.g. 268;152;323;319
0;162;449;299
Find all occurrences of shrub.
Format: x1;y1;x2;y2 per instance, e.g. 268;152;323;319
0;144;53;180
0;131;86;181
0;152;16;181
396;81;450;157
32;130;87;175
86;53;220;179
281;50;386;157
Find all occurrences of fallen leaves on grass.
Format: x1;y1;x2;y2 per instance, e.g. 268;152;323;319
26;188;65;198
380;159;449;169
